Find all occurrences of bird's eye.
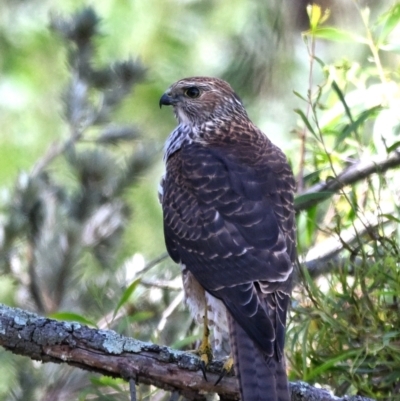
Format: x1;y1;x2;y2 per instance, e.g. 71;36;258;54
184;87;200;99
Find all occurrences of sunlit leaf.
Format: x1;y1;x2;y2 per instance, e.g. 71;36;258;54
305;27;368;44
90;376;125;390
307;4;322;32
306;4;330;32
377;4;400;45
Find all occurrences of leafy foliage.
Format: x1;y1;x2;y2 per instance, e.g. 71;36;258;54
287;4;400;400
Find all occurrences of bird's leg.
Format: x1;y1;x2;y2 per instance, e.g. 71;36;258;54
196;301;213;381
214;356;234;385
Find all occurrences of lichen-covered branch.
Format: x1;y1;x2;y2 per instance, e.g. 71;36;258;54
0;303;374;401
0;304;237;400
290;381;373;401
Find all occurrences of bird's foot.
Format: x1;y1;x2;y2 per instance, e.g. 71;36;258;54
214;355;234;386
196;314;213;381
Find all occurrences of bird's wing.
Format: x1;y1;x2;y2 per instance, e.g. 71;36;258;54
162;138;295;358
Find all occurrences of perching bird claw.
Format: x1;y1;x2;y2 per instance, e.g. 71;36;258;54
196;312;213;381
199;360;208;382
214;356;234;386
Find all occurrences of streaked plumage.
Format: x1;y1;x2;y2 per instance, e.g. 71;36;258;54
159;77;296;401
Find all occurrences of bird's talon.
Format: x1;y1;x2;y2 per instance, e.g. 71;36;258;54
196;312;213;381
214;356;234;386
200;360;208;381
197;338;212;381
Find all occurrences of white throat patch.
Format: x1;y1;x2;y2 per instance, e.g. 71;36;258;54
163;124;192;161
176;107;192;125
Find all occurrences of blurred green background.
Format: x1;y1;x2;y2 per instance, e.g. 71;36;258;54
0;0;388;259
1;0;400;400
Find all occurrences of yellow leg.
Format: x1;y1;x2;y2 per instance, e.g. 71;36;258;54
196;301;213;380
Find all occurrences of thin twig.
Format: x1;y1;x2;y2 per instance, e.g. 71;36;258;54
297;36;316;192
156;291;185;333
129;378;137;401
137;252;170;275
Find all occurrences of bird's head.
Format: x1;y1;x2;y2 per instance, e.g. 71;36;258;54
159;77;247;126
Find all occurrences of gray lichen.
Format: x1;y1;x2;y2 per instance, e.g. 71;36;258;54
100;330;124;354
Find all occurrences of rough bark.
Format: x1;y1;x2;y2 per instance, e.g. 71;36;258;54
0;303;374;401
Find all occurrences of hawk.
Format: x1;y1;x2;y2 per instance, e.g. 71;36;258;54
159;77;296;401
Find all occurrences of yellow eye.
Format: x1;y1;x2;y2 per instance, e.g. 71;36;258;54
184;86;200;99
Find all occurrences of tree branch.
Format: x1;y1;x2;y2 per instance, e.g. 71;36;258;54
0;303;374;401
295;150;400;212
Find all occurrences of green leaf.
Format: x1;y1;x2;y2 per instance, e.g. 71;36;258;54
113;277;142;319
90;376;125;390
313;55;326;68
305;349;362;380
336;105;382;146
295;191;334;208
306;205;318;244
305;27;367;44
386;140;400;153
377;4;400;46
128;311;154;323
332;81;354;124
49;312;97;328
293;90;307;102
294;109;318;140
381;213;400;224
303;170;323;185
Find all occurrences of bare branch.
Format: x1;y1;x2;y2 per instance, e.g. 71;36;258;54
0;303;237;400
0;303;375;401
295;150;400;211
290;381;373;401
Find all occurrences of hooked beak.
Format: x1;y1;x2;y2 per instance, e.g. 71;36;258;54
159;93;175;108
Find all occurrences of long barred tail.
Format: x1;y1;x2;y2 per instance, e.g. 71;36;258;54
228;314;290;401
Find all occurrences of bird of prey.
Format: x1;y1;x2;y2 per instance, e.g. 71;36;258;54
159;77;296;401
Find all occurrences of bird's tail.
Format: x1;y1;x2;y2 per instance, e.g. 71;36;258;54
228;314;290;401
